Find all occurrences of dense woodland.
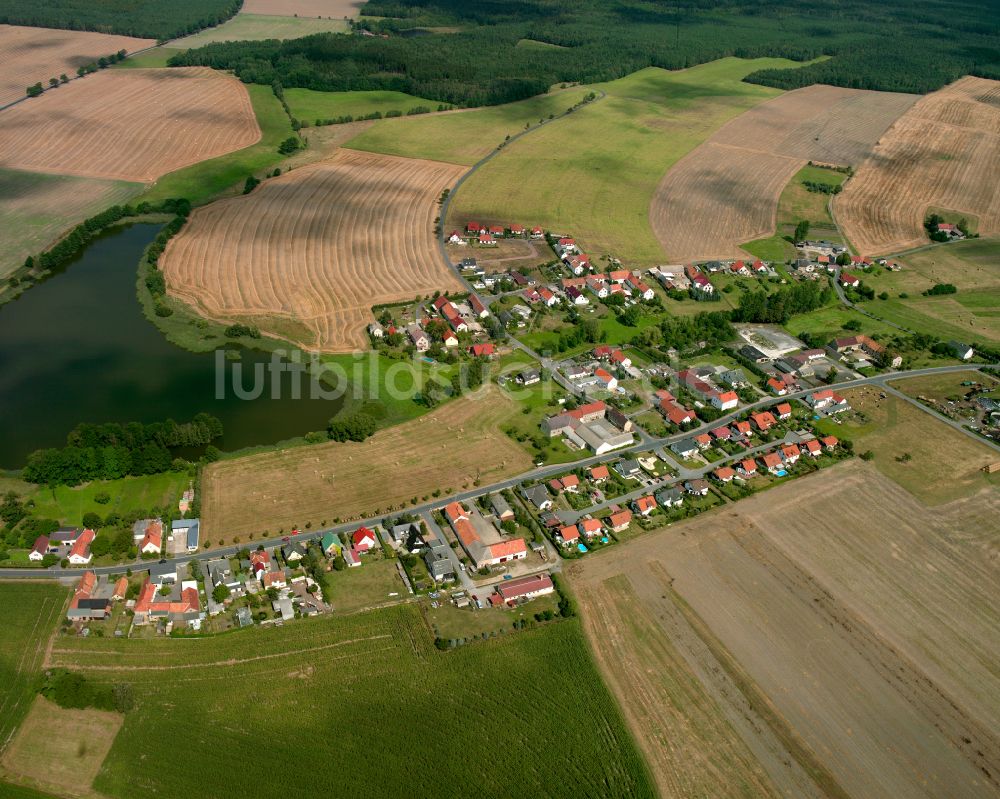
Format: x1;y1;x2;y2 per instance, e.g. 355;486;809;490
0;0;241;41
171;0;1000;105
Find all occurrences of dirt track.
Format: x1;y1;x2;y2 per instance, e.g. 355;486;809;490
650;84;919;261
835;76;1000;255
161;148;465;351
0;67;260;181
0;23;152;107
571;463;1000;799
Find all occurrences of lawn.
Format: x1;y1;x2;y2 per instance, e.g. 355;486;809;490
323;557;406;613
423;593;561;641
444;58;814;265
345;84;596;166
0;583;66;752
783;303;899;341
24;471;190;526
813;387;998;505
286;88;445;123
741;234;796;263
140;83;293;206
174;14;348;47
46;604;655;798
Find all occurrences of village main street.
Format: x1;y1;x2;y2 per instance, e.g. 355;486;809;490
1;361;993;583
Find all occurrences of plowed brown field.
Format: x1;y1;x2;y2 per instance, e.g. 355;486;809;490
161;149;465;351
651;85;918;261
0;23;153;107
570;464;1000;799
0;67;260;181
835;76;1000;255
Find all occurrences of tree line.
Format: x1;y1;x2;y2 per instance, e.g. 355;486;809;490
170;0;1000;107
22;414;223;486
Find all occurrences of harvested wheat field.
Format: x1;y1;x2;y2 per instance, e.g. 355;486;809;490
0;67;260;182
0;696;123;796
651;84;918;261
241;0;363;16
835;76;1000;255
161;148;465;351
0;23;153;107
201;388;532;539
570;464;1000;799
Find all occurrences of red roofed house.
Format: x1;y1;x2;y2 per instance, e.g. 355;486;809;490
821;435;839;450
766;377;787;395
558;525;580;546
761;451;784;474
805;439;822;457
607;509;632;532
632;495;657;517
589;464;610;483
594;367;618;391
714;466;736;482
713;390;739;411
469;343;495;358
496;573;554;604
840;272;861;288
140;525;162;555
250;550;271;580
609;349;631;368
578;518;603;538
466;221;481;235
750;411;777;432
737;458;757;477
112;576;129;601
781;443;801;464
510;224;526;236
775;402;792;419
29;534;48;562
479;233;497;246
469;294;490;318
530;226;544;239
694;432;712;449
263;570;287;589
352;527;377;552
711;426;731;440
559;474;580;492
68;529;96;565
731;420;752;438
489;225;505;237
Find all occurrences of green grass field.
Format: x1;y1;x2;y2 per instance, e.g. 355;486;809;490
113;48;182;69
46;604;654;798
286;88;445;123
140;83;293;206
0;583;66;751
442;58;810;265
345;85;595;165
174;14;348;47
24;472;189;526
0;168;143;282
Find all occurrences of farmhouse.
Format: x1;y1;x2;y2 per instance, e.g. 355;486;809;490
133;578;201;627
29;535;48;561
66;572;111;622
541;400;634;455
68;529;96;565
827;335;901;367
494;573;554;605
445;501;526;569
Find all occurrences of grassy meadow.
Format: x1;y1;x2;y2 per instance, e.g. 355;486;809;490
345;85;596;165
45;604;655;798
174;14;349;47
440;58;812;265
286;88;445;123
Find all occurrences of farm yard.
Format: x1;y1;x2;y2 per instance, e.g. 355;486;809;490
43;605;654;798
443;58;816;265
0;68;261;182
160;148;465;351
835;76;1000;255
200;388;533;539
570;464;1000;799
0;23;153;107
0;167;143;281
650;84;919;261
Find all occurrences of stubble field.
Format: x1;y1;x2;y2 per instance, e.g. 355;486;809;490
201;387;533;539
240;0;363;15
0;68;261;182
0;23;153;107
650;84;919;261
570;464;1000;799
835;76;1000;255
161;148;465;351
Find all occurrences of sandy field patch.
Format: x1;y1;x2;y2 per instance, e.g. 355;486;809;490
241;0;363;16
161;148;465;351
835;76;1000;255
0;24;153;107
571;464;1000;799
201;387;533;539
0;67;261;182
0;695;122;796
651;84;919;261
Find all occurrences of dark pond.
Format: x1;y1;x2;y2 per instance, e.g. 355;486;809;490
0;223;343;468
